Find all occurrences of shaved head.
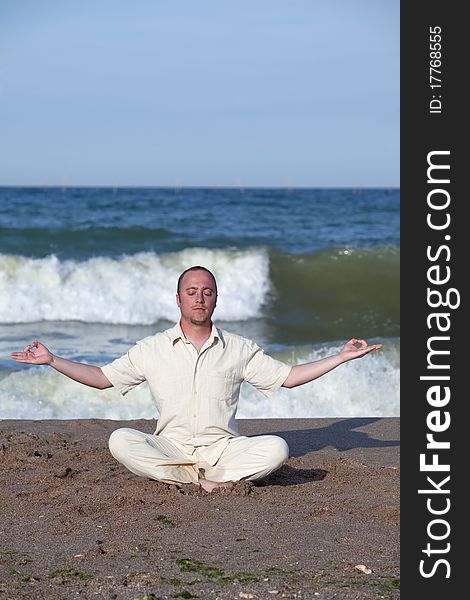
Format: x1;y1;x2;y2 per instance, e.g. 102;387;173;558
177;266;218;295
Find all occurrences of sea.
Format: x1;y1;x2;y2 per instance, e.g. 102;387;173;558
0;187;399;420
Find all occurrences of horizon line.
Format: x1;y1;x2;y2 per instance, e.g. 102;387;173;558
0;184;400;191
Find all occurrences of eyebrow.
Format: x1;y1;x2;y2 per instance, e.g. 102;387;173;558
185;285;214;291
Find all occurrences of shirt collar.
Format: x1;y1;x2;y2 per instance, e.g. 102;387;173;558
169;321;224;348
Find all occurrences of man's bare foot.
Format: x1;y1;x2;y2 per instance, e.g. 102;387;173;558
199;479;236;493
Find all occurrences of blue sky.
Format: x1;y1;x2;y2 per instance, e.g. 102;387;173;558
0;1;399;187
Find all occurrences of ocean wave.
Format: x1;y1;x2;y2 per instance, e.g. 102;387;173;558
0;341;399;419
0;247;399;336
0;249;270;324
270;247;399;340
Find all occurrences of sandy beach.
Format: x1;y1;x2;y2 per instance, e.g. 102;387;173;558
0;418;399;599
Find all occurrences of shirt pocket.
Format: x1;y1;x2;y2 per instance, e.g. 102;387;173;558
205;371;238;404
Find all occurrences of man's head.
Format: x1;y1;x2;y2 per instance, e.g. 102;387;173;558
176;266;218;326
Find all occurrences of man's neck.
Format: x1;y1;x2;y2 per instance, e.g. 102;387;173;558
179;319;213;350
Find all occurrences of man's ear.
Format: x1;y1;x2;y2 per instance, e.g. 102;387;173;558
176;293;181;307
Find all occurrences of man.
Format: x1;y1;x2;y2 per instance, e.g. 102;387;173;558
11;266;382;493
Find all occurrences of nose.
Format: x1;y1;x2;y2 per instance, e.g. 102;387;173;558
195;290;205;303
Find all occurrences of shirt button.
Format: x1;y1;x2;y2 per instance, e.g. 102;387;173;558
193;414;197;418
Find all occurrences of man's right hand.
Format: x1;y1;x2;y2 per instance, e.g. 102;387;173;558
10;340;112;389
10;340;53;365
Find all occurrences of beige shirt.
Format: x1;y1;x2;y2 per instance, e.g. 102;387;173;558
101;322;291;464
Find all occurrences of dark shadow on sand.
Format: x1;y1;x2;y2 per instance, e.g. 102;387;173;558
255;465;328;488
251;418;398;488
268;417;399;457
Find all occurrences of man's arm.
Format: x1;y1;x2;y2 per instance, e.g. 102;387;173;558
10;340;112;390
282;338;382;389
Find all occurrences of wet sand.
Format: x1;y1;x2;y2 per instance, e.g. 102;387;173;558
0;418;399;599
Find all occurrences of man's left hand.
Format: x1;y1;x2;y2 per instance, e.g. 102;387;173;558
339;338;383;362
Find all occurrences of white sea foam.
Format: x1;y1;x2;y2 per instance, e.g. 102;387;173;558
238;343;400;418
0;367;154;420
0;343;399;419
0;249;270;324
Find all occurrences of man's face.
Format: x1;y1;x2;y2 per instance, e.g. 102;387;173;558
176;270;217;326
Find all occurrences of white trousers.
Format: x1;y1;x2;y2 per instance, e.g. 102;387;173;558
108;428;289;485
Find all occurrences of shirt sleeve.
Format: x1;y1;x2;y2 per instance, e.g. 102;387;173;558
244;342;292;397
100;340;148;396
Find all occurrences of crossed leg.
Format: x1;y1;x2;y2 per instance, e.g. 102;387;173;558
108;428;289;491
108;428;199;485
196;434;289;488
